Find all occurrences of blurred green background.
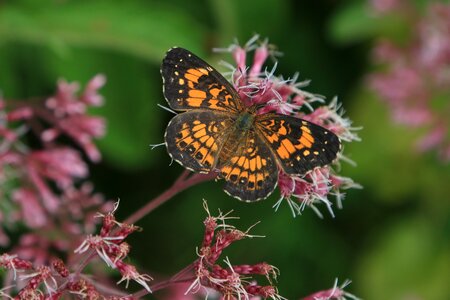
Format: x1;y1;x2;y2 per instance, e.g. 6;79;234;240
1;0;449;299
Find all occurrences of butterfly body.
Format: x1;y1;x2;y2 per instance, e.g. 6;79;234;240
161;47;341;201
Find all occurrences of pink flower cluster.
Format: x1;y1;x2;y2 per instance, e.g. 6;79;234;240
216;36;361;217
75;202;153;293
0;75;110;256
185;201;283;299
368;3;450;161
0;202;151;298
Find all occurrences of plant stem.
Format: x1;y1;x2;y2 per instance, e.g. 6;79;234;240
124;170;216;225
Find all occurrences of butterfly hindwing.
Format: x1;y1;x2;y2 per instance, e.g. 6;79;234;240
218;130;278;202
161;47;243;113
165;110;234;173
256;114;341;175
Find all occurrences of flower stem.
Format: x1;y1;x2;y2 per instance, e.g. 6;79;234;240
124;170;216;225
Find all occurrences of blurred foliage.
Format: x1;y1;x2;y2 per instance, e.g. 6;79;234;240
0;0;449;299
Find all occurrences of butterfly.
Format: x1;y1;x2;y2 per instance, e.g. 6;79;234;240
161;47;340;202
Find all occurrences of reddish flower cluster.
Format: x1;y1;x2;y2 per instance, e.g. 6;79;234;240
368;3;450;161
0;202;151;298
184;201;283;299
216;36;361;217
75;201;153;293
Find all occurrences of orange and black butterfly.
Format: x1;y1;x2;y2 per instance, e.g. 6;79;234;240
161;47;340;201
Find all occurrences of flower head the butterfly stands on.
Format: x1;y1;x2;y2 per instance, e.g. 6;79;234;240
215;36;361;217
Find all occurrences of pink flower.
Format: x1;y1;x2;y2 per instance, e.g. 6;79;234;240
46;80;84;116
116;261;153;293
43;75;106;162
13;188;47;228
24;147;88;212
46;75;105;117
27;148;88;188
81;74;106;106
19;266;57;295
0;75;109;270
0;253;33;279
74;202;152;293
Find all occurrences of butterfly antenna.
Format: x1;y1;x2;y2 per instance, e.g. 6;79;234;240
149;142;165;150
157;103;177;115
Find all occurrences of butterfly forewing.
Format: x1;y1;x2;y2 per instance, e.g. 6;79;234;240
161;47;243;113
256;114;341;175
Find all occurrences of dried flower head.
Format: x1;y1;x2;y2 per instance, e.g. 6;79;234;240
185;201;284;299
75;201;152;293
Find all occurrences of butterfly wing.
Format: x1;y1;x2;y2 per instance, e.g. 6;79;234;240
256;114;341;175
218;130;278;202
165;110;234;173
161;47;243;113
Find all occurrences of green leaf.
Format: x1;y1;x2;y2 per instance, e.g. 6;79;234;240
328;1;408;45
43;47;167;170
0;1;206;63
0;0;209;170
356;217;450;299
210;0;289;45
343;90;450;206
